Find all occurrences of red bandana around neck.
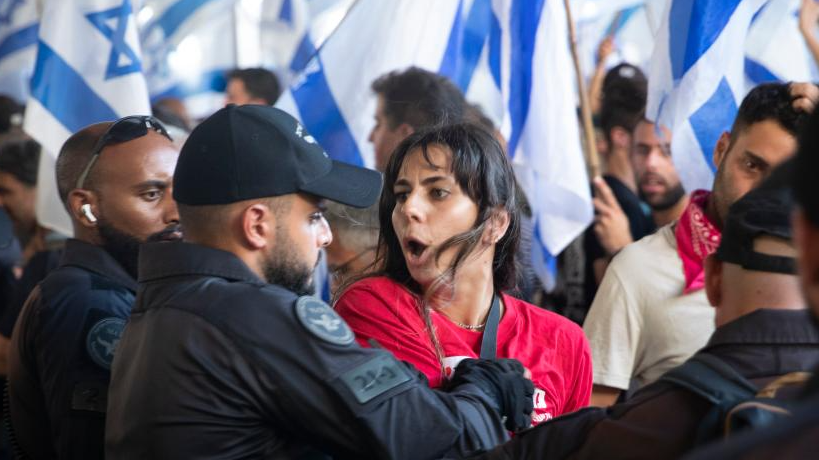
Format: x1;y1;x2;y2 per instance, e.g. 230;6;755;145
675;190;721;294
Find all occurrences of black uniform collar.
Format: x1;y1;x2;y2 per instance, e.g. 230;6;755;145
138;241;266;285
703;309;819;349
60;238;138;292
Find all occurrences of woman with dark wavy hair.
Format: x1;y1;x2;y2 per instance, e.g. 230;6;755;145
335;123;592;423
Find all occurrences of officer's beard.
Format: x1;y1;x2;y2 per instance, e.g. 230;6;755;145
261;229;316;296
98;219;182;280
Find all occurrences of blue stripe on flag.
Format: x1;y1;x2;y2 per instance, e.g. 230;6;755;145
290;34;315;72
0;24;38;61
750;2;768;25
489;11;501;89
439;0;492;92
531;217;557;286
689;77;737;172
279;0;293;23
151;68;228;101
744;57;783;84
439;1;465;84
611;5;641;36
669;0;742;80
290;41;363;167
30;41;118;133
148;0;218;38
506;0;546;158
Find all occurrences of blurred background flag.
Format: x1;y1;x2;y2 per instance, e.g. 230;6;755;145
646;0;768;193
23;0;151;235
276;0;591;291
490;0;592;290
139;0;239;120
276;0;461;168
0;0;39;104
744;0;817;86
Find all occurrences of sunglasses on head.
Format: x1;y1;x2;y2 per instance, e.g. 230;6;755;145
75;115;173;189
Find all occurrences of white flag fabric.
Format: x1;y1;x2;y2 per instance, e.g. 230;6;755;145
646;0;767;193
277;0;461;168
278;0;590;290
24;0;151;235
745;0;817;85
140;0;238;120
491;0;592;288
0;0;39;102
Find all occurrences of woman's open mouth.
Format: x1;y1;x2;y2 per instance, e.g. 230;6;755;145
403;237;430;265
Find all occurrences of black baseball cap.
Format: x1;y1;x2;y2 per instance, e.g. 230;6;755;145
173;105;382;208
715;159;796;274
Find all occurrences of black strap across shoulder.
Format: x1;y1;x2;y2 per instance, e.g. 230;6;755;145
479;294;501;359
660;353;758;404
659;353;758;444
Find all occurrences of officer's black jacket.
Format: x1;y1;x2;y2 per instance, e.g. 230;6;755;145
8;239;137;460
105;241;509;459
469;308;819;460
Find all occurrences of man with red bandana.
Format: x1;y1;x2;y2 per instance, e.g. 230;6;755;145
585;83;815;407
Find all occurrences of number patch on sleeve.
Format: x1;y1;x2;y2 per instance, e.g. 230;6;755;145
340;354;413;404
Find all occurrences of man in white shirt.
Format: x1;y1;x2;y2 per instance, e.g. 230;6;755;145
585;82;816;407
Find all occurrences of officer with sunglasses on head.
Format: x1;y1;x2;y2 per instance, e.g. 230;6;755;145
6;116;181;460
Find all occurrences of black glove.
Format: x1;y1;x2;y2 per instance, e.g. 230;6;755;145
444;358;534;432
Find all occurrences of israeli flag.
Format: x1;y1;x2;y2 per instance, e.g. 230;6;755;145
140;0;237;119
24;0;151;235
276;0;461;168
490;0;592;290
745;0;817;85
575;1;652;76
0;0;39;102
646;0;768;193
278;0;590;290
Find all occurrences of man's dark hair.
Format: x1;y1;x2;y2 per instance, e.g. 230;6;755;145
728;83;809;150
0;132;40;187
464;103;496;133
227;68;281;105
0;96;22;134
55;123;110;206
371;67;466;130
795;106;819;226
599;64;647;144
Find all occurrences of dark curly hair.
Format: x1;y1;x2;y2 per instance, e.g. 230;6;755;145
0;131;40;187
726;83;809;155
226;68;281;105
599;63;647;145
371;67;466;130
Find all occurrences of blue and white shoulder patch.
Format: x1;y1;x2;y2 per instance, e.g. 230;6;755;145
86;317;126;370
295;296;355;346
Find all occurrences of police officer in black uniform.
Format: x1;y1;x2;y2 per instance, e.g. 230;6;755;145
7;116;181;459
105;105;534;459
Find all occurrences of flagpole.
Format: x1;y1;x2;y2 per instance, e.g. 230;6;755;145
563;0;601;178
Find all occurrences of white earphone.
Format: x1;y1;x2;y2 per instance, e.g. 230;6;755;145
81;204;97;223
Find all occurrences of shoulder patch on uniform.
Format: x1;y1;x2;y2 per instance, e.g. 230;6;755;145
340;354;413;404
295;296;354;346
86;317;126;369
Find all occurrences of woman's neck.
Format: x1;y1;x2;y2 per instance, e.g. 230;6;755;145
428;253;499;327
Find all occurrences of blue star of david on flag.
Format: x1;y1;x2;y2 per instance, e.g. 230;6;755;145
0;0;23;26
86;0;141;80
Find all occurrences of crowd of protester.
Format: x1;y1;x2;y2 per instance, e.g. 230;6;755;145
0;9;817;459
